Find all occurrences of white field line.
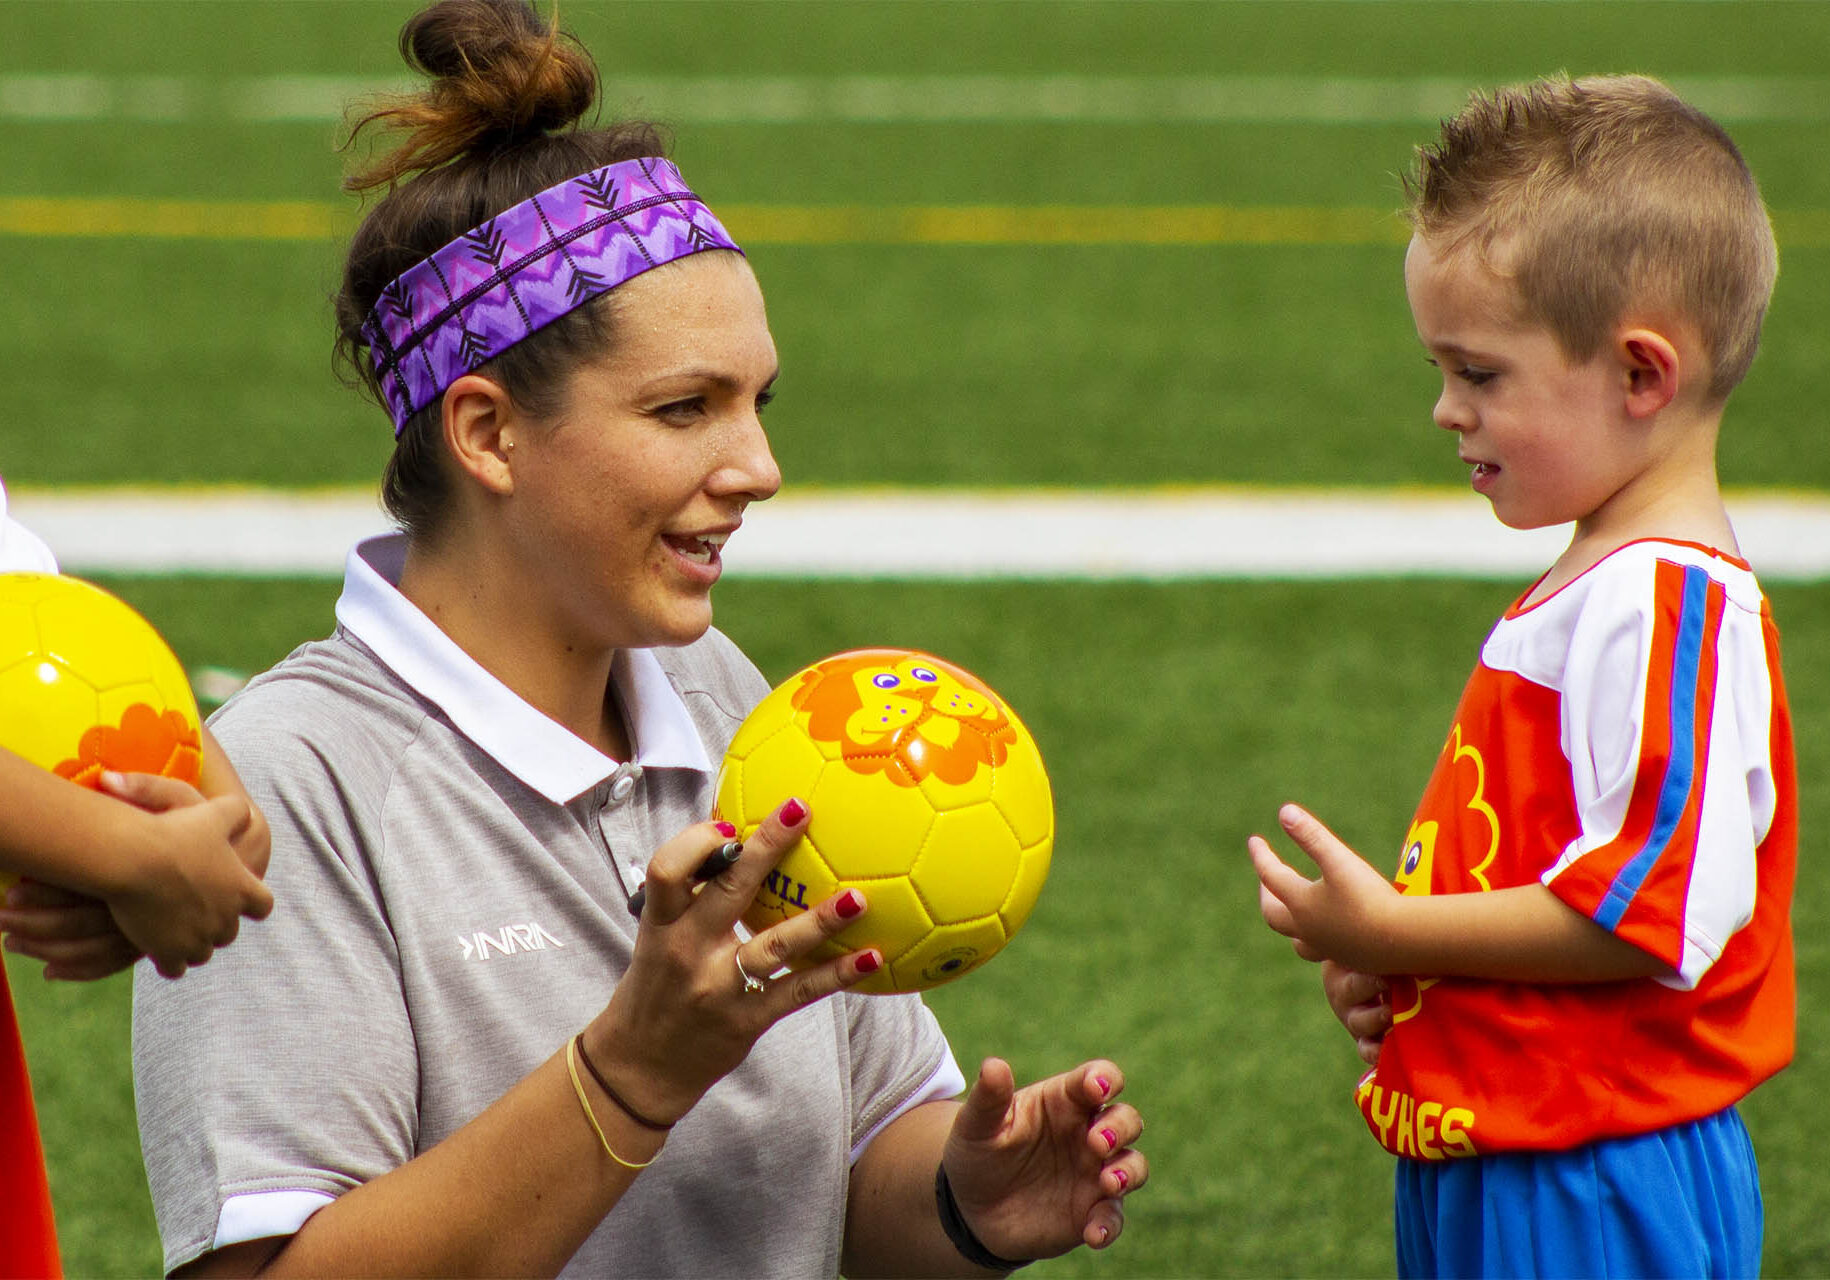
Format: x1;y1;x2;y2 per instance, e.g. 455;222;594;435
2;73;1827;125
12;487;1830;582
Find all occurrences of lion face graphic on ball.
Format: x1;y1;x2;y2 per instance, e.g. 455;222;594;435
714;648;1053;994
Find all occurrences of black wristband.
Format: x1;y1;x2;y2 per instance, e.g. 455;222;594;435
935;1163;1033;1273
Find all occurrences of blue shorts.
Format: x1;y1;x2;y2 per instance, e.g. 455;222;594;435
1394;1107;1761;1279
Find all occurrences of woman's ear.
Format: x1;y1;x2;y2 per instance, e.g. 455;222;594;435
441;374;522;494
1618;327;1682;420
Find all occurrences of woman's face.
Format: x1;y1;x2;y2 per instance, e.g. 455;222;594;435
502;251;781;653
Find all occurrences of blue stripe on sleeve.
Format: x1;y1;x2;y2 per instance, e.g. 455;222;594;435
1594;565;1711;931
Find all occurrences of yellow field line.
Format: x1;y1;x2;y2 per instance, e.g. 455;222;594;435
5;197;1827;248
0;196;342;240
0;196;1411;245
722;204;1413;245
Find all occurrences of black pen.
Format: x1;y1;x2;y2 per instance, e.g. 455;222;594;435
626;839;743;918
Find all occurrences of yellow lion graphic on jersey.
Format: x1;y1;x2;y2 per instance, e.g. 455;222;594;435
1389;724;1501;1024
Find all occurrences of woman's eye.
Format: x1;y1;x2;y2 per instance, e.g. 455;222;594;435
755;389;775;414
656;397;705;421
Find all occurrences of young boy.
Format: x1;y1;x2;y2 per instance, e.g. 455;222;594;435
0;475;275;1276
1249;75;1792;1278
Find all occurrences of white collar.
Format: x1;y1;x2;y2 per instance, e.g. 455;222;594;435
334;534;710;804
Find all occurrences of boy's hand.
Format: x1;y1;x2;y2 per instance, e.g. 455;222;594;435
98;772;275;979
1322;961;1391;1067
1248;803;1403;972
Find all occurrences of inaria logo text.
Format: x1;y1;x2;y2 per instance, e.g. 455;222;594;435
458;921;566;961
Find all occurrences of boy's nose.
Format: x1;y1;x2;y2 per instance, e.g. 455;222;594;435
1432;390;1471;433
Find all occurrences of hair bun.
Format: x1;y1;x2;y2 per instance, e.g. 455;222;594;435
346;0;598;191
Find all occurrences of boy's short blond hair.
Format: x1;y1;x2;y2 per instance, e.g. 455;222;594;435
1407;74;1777;403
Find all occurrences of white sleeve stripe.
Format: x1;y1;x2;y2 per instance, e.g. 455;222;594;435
1590;564;1716;932
212;1189;335;1250
850;1052;967;1166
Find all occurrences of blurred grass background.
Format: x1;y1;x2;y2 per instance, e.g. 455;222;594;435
3;1;1826;1275
6;1;1830;491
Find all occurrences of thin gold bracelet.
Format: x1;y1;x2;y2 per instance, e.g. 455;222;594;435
565;1037;659;1171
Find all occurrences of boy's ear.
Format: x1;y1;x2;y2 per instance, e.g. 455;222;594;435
440;374;522;495
1617;328;1681;419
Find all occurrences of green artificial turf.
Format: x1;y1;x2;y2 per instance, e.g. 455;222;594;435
12;574;1828;1277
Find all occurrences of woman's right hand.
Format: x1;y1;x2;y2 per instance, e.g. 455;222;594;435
1321;960;1391;1067
582;797;878;1126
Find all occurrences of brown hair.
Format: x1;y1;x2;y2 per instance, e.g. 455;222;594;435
334;0;671;540
1406;74;1777;404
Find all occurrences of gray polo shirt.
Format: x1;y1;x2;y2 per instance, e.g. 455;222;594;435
133;534;962;1276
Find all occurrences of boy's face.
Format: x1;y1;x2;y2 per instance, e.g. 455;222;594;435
1404;234;1641;532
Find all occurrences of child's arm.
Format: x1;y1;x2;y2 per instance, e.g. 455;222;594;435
197;727;271;879
0;738;274;980
1250;803;1665;983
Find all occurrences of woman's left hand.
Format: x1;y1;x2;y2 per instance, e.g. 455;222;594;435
941;1056;1146;1260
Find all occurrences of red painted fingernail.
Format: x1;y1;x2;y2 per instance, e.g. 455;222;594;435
779;798;807;826
836;890;866;919
1112;1169;1128;1192
1095;1075;1112;1098
1100;1128;1118;1152
714;820;738;838
855;950;882;974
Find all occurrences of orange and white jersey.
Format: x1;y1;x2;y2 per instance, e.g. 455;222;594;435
1357;540;1796;1160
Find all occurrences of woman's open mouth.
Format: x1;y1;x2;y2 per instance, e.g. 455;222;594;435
665;531;730;568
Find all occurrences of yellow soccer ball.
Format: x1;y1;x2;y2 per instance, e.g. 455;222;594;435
0;574;202;888
715;648;1053;994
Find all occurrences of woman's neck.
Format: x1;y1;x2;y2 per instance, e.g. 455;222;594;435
397;538;630;760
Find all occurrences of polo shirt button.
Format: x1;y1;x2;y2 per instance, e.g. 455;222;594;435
609;774;636;802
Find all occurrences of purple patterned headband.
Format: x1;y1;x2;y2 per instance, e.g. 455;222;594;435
362;156;742;434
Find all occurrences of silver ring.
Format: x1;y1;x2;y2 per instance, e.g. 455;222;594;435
734;951;767;995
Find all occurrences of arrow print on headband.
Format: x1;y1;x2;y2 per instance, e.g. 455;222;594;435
577;171;620;212
379;278;412;321
566;267;605;305
457;327;490;367
464;222;509;266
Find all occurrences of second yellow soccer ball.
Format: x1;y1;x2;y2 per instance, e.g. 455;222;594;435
0;573;204;889
715;648;1054;995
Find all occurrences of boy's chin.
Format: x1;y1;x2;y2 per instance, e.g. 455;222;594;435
1486;500;1568;533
